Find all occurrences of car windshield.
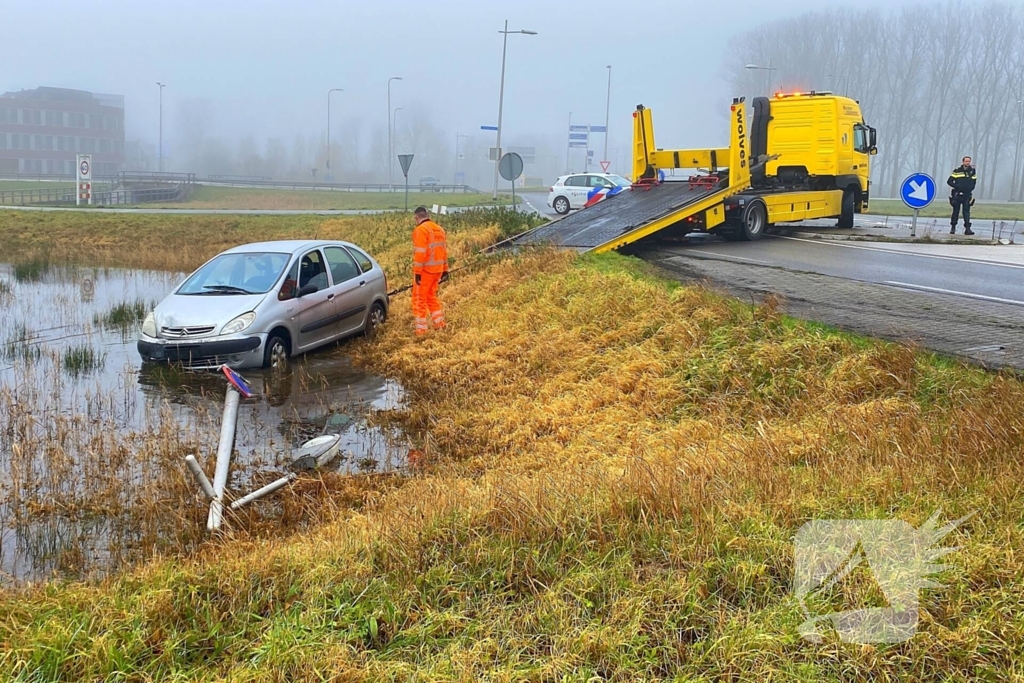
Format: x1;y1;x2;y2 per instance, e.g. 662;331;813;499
608;175;631;186
177;251;291;295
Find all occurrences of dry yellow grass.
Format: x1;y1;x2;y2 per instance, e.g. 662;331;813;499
1;212;1022;680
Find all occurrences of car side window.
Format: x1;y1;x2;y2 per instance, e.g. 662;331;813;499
853;125;868;153
566;176;585;187
299;249;329;290
278;259;299;301
589;175;613;188
324;246;361;284
345;246;374;273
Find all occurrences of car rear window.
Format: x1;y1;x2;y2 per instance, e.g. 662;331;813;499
345;246;374;273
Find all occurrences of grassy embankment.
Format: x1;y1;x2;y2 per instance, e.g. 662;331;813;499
141;185;513;211
1;208;1023;680
867;198;1024;221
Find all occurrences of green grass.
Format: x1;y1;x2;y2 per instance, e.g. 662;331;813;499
0;181;77;192
61;344;104;377
93;298;154;331
868;198;1024;221
2;321;40;363
12;253;51;282
141;185;514;211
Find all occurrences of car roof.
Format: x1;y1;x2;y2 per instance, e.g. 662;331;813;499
221;240;363;255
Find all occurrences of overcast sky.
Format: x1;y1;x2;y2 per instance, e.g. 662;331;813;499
5;0;937;156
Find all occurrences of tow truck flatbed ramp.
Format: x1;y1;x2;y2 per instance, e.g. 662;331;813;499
512;181;722;251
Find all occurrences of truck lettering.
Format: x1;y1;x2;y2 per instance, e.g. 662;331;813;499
735;108;747;168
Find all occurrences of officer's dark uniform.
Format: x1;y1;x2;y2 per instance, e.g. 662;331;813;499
946;164;977;235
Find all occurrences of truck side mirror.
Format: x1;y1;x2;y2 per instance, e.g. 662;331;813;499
870;148;878;156
869;127;877;148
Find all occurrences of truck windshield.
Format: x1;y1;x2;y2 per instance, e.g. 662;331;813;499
177;252;290;295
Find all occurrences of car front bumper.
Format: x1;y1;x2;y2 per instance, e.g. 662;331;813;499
137;333;265;370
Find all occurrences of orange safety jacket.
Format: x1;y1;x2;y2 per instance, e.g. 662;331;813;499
412;219;448;274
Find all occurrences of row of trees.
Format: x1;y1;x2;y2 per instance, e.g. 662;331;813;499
728;2;1024;200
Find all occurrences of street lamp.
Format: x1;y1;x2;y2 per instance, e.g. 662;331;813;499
745;61;777;95
455;132;469;185
392;107;403;163
565;111;572;174
603;65;612;169
1013;100;1024;201
492;20;538;200
388;76;402;190
156;82;166;172
326;87;343;180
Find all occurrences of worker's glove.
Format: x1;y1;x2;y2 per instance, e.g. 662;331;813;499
439;271;449;284
415;274;421;285
969;196;976;207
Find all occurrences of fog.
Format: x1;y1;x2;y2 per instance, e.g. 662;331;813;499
5;0;945;185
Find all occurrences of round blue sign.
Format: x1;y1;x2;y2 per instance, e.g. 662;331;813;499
900;173;936;210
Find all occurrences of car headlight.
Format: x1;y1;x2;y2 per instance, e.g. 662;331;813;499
142;312;157;338
221;312;256;335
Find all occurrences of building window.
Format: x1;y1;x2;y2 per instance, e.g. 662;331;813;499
99;138;110;153
34;135;43;150
0;133;6;150
28;109;42;125
0;108;6;124
81;137;95;153
44;135;53;151
88;114;101;129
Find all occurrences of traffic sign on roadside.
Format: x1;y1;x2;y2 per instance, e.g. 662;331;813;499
900;173;936;238
498;152;524;181
900;173;935;210
600;160;611;173
398;154;414;177
480;125;498;131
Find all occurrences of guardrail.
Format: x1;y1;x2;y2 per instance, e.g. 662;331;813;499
117;171;197;185
199;178;481;193
0;184;189;207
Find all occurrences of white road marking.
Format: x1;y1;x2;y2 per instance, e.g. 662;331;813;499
883;281;1024;307
775;235;1024;270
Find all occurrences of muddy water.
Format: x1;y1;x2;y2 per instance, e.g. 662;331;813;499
0;263;409;586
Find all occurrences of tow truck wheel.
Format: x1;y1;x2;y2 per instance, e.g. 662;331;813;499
553;196;571;215
740;200;767;241
838;188;856;228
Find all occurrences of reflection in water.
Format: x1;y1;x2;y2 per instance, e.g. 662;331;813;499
0;263;409;586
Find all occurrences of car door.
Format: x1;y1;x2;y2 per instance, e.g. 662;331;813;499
293;248;338;351
566;175;588;208
323;245;369;337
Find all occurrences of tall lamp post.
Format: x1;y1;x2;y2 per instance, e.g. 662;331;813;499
492;20;538;200
392;107;403;161
744;61;777;96
388;76;402;190
156;82;166;172
1013;100;1024;202
455;132;468;185
326;87;343;181
603;65;612;168
565;112;572;173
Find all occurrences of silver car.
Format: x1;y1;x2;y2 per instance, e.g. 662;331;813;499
137;240;389;370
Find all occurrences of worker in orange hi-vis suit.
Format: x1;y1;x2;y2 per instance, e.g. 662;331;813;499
411;206;449;335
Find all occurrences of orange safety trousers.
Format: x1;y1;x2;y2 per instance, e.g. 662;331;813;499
412;271;445;335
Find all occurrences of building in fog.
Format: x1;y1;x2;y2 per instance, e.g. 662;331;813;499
0;87;125;176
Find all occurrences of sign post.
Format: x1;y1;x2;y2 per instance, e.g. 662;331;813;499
398;154;415;211
899;173;936;238
76;154;92;206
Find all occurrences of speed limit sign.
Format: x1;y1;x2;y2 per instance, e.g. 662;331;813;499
76;154;92;206
79;159;90;177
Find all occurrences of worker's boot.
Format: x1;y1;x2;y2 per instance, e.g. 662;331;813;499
950;226;956;234
964;225;975;236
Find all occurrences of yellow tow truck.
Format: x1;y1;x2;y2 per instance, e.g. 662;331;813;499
512;93;877;252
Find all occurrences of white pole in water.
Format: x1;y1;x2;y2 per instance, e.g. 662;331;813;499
207;386;240;531
185;455;216;501
230;474;298;510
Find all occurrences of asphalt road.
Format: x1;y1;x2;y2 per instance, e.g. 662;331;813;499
643;234;1024;305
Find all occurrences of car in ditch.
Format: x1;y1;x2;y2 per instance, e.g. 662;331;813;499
137;240;389;371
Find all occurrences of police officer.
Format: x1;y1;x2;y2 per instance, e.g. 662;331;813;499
947;156;977;236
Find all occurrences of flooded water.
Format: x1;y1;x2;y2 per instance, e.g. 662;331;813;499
0;262;409;586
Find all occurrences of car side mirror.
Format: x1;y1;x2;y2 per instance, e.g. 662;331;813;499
296;283;318;297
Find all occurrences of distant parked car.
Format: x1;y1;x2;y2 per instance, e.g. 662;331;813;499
137;240;389;371
419;176;441;191
547;173;632;215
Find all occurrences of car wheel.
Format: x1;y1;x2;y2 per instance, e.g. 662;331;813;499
838;187;856;228
740;200;767;241
262;333;290;372
553;196;571;215
364;302;387;337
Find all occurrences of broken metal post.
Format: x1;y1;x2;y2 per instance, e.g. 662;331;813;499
185;454;216;501
230;473;297;510
207;385;241;531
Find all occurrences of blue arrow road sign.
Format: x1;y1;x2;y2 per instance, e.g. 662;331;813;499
568;142;588;148
569;125;589;132
569;133;588;141
589;125;607;133
480;125;498;131
900;173;936;210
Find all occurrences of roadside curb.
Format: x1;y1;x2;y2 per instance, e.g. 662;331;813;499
772;229;1017;246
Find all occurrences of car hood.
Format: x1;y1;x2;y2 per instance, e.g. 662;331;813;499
155;293;267;332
